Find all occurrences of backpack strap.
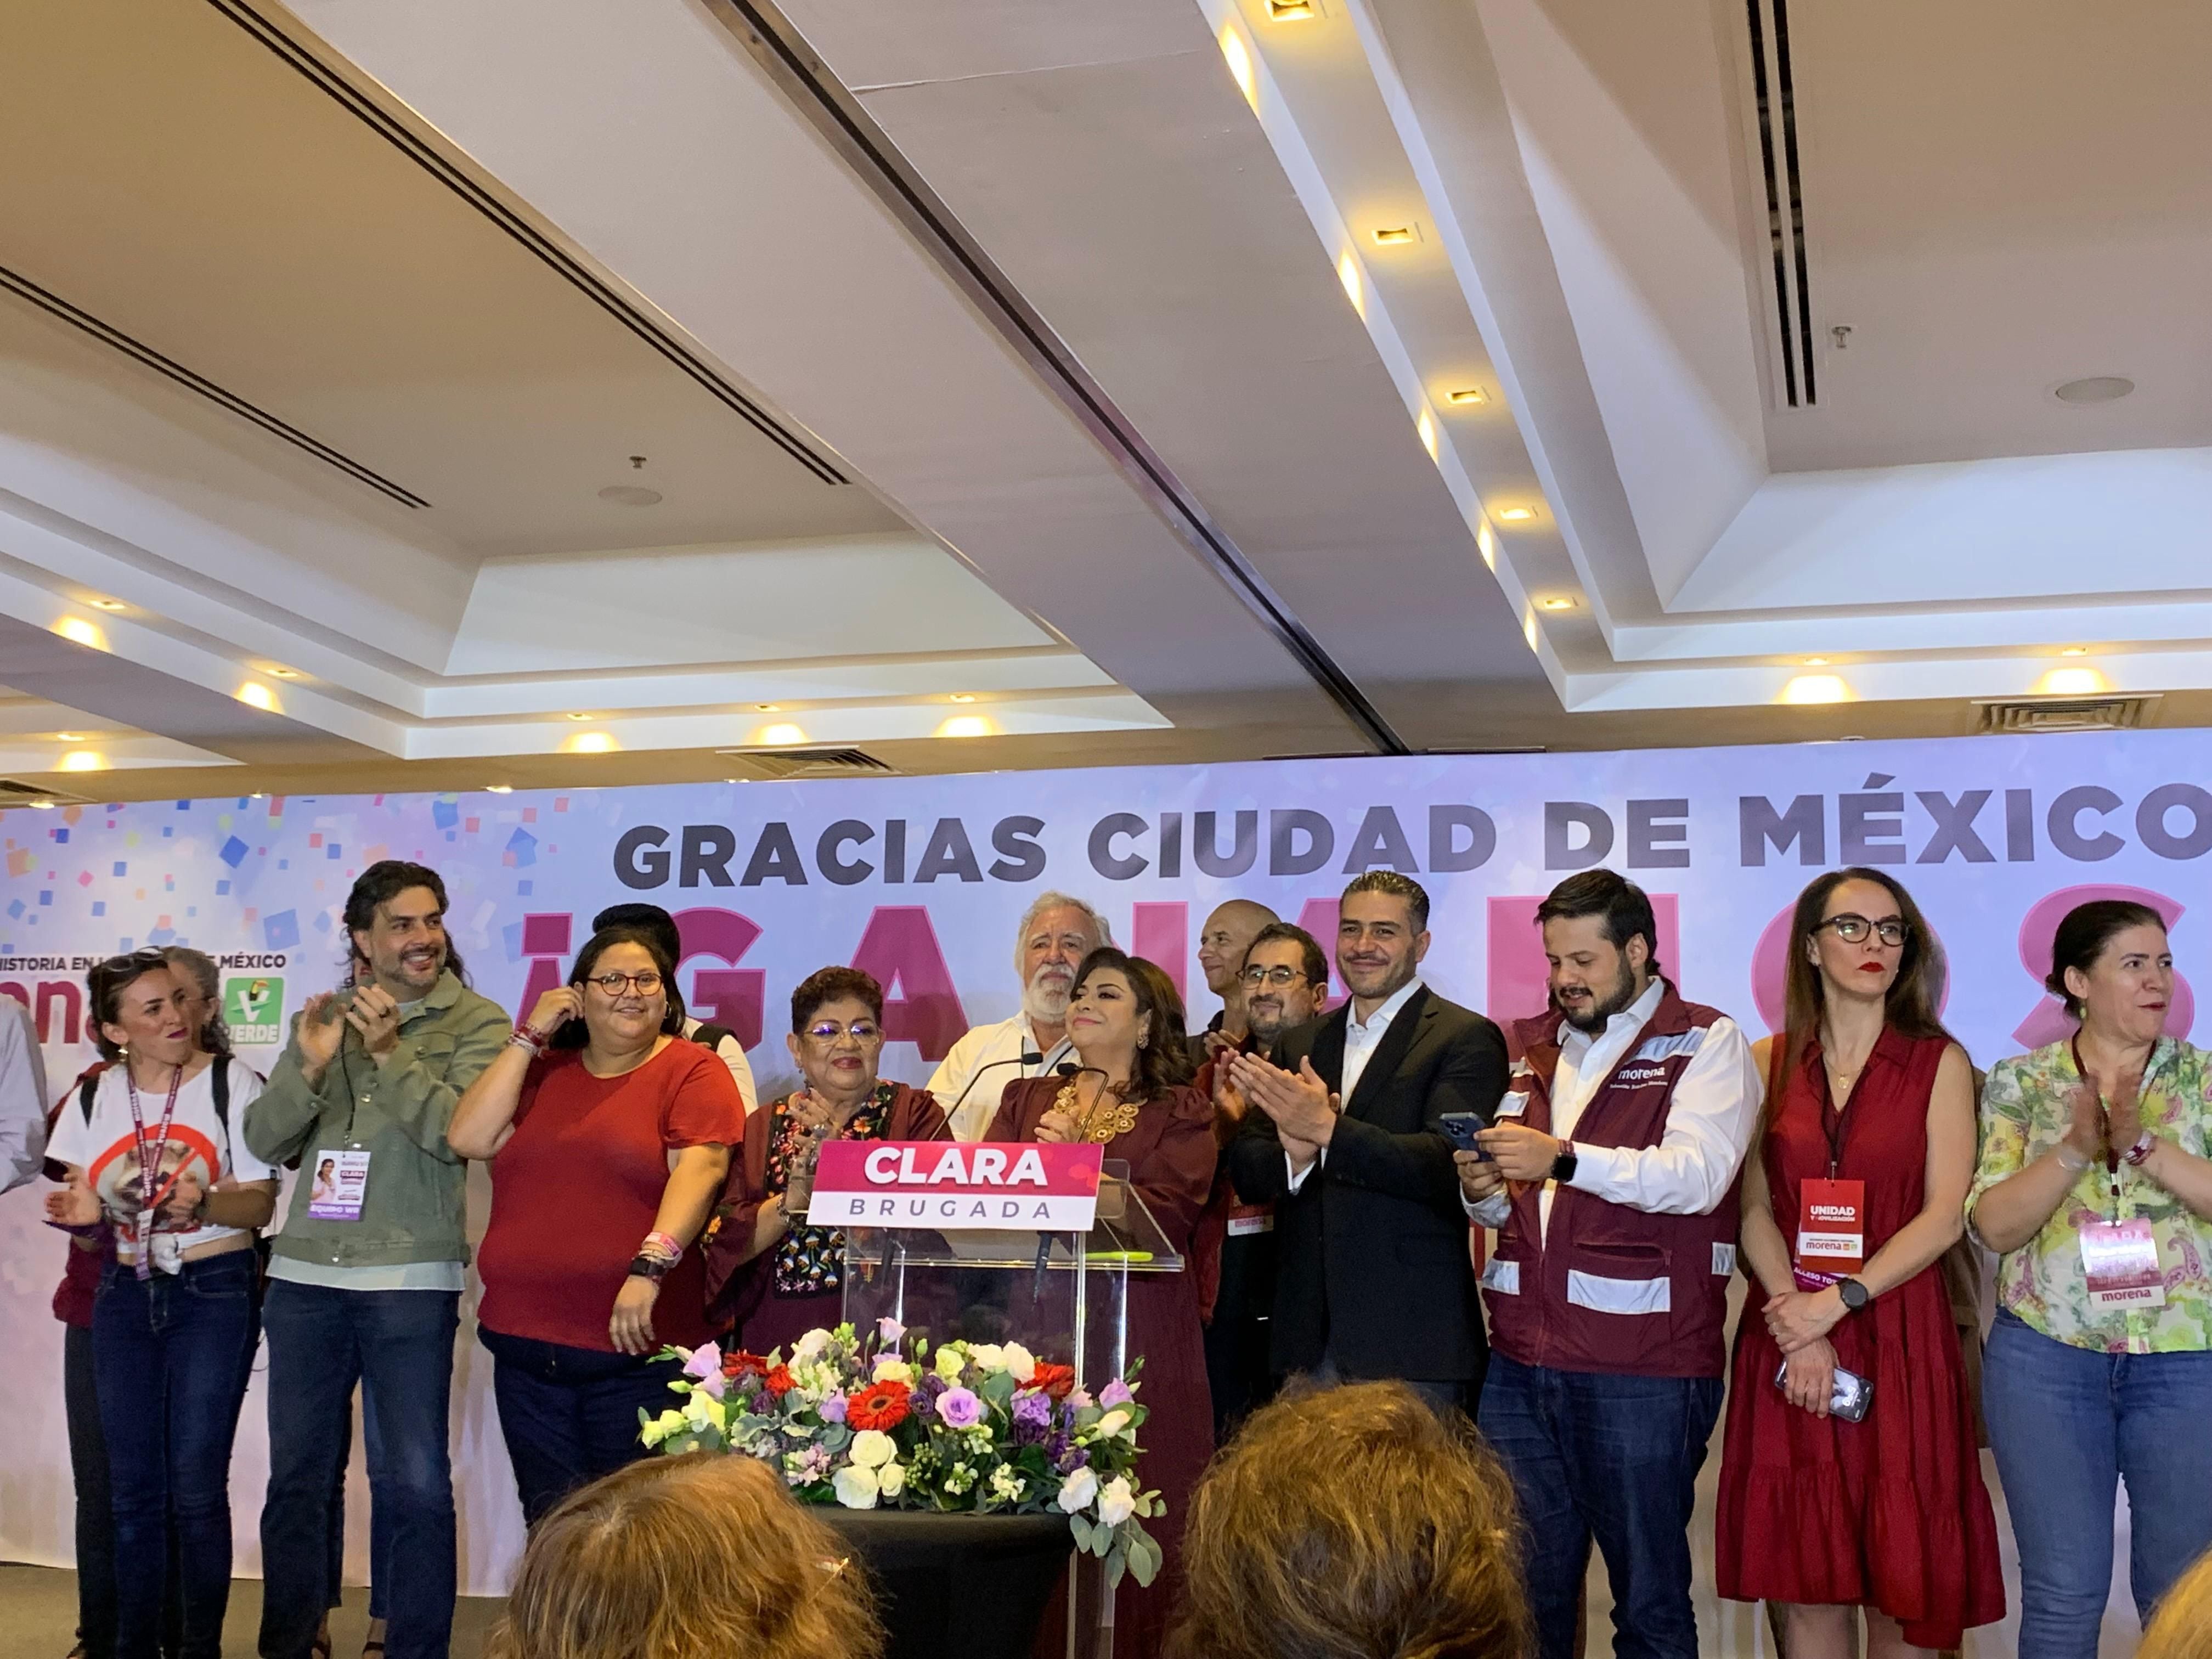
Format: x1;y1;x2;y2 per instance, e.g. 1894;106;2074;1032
212;1057;230;1135
690;1021;736;1054
78;1070;98;1125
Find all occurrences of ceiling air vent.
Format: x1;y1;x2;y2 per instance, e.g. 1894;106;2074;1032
714;746;898;780
1975;694;2159;735
0;778;98;808
1742;0;1818;408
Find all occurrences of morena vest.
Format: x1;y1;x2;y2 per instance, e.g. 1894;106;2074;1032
1481;983;1741;1379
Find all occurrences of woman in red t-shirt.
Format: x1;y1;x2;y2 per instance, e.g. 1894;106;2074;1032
449;926;741;1524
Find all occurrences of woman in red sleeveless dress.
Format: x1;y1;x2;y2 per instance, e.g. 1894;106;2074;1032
1716;868;2004;1655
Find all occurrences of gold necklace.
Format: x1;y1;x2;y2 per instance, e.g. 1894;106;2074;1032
1054;1078;1142;1144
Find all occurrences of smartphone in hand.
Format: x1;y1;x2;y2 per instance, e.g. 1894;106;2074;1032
1440;1113;1492;1159
1773;1359;1872;1422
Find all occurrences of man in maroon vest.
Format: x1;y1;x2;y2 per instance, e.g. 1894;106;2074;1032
1459;870;1760;1659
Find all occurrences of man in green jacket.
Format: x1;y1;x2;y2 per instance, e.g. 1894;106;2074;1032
245;861;509;1659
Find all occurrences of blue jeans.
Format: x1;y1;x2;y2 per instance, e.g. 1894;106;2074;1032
258;1281;459;1659
1476;1354;1723;1659
1984;1309;2212;1656
479;1327;679;1524
92;1251;259;1659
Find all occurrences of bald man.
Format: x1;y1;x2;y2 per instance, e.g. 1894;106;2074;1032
1189;899;1280;1064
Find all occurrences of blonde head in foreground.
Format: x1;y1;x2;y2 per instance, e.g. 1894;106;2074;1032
484;1453;883;1659
2141;1544;2212;1659
1167;1379;1529;1659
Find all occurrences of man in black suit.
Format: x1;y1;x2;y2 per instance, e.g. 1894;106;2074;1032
1226;871;1509;1408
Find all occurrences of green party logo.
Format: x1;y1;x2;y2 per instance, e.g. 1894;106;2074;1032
223;975;285;1047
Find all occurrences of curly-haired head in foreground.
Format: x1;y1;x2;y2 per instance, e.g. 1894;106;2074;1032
1167;1380;1529;1659
483;1453;883;1659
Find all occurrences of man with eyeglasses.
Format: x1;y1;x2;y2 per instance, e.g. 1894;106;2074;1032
247;861;509;1659
928;891;1110;1141
1189;899;1279;1066
1199;922;1325;1435
1458;867;1759;1659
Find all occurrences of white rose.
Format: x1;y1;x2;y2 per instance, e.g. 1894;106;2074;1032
967;1342;1006;1373
1057;1466;1099;1514
1097;1475;1136;1528
792;1328;833;1361
878;1461;907;1498
833;1465;881;1509
935;1345;968;1381
873;1357;915;1386
848;1429;898;1469
1095;1409;1131;1438
1000;1342;1037;1383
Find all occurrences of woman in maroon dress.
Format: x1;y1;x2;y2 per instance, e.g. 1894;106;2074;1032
701;967;947;1357
987;947;1215;1659
1716;868;2003;1655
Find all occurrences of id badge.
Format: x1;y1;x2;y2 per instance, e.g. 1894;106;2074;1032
1226;1201;1274;1238
307;1148;372;1222
2080;1219;2165;1311
1493;1089;1531;1120
1793;1177;1866;1291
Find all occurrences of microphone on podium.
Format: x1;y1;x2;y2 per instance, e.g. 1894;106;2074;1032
939;1049;1043;1140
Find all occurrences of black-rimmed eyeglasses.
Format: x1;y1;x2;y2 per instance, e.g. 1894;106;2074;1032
1814;914;1909;947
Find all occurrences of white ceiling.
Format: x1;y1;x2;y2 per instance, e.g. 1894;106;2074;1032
0;0;2208;799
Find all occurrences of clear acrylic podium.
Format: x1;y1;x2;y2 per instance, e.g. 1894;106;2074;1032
838;1161;1184;1389
831;1161;1184;1659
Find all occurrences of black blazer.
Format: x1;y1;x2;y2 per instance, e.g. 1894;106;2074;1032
1226;982;1508;1383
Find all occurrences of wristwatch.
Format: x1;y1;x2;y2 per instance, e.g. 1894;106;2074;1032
1549;1142;1579;1185
1836;1277;1870;1313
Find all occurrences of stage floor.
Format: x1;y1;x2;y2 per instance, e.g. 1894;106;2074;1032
0;1565;507;1659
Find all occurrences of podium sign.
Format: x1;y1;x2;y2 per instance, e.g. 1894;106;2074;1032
810;1140;1106;1232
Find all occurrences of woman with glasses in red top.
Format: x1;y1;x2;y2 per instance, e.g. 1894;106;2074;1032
449;926;741;1524
701;967;946;1357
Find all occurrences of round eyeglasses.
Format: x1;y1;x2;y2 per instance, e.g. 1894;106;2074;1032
586;970;664;996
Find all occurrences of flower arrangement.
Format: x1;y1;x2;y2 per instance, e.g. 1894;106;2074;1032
641;1317;1165;1587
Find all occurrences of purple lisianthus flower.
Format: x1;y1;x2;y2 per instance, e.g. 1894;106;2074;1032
938;1387;984;1429
820;1391;848;1424
878;1316;906;1346
681;1341;723;1381
1099;1378;1134;1408
1012;1390;1053;1444
1056;1442;1090;1474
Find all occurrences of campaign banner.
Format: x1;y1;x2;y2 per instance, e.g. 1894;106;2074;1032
809;1139;1105;1231
2;723;2209;1602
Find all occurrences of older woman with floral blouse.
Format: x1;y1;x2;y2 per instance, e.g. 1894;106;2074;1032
1970;899;2212;1657
702;968;946;1356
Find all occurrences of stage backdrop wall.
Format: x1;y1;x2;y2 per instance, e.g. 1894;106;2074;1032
1;729;2203;1633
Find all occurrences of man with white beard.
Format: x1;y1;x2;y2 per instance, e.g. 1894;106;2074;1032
928;891;1110;1140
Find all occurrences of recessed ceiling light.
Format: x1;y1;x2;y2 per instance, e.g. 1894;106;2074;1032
1497;506;1537;522
1267;0;1316;17
596;485;663;507
87;597;127;611
27;800;54;810
55;733;83;743
1218;26;1256;106
485;784;514;794
2053;376;2134;405
1446;388;1488;406
950;693;976;703
1803;657;1830;667
1780;674;1851;706
755;703;779;712
1539;596;1576;612
566;712;591;721
267;667;301;680
2060;646;2088;657
1371;226;1417;246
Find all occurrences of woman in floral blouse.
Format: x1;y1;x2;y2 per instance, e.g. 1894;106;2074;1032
1969;899;2212;1657
701;968;946;1356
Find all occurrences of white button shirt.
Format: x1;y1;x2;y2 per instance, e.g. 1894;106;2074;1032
1467;978;1760;1237
1286;975;1425;1191
928;1013;1076;1142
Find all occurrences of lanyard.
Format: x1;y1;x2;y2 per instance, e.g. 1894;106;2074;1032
1815;1044;1863;1180
124;1063;185;1281
2069;1035;2128;1221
